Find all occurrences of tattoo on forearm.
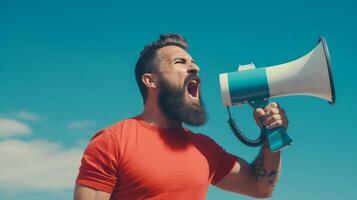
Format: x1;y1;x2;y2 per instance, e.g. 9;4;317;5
253;153;267;179
267;170;278;186
252;153;279;186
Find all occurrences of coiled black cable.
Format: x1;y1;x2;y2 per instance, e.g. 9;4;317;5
226;106;265;147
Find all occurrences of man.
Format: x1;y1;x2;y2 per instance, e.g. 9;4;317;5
74;34;288;200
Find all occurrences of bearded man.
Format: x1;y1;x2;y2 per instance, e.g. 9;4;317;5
74;34;289;200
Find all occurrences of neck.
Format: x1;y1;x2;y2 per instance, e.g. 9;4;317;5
140;98;182;129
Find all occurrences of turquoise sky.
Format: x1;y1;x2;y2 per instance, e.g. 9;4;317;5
1;0;356;199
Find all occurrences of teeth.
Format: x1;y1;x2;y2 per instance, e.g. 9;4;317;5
188;80;198;88
190;80;197;84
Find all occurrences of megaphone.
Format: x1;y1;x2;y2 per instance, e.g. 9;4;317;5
219;37;336;152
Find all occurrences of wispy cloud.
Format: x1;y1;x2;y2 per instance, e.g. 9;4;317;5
67;120;96;130
0;118;32;138
0;139;84;193
13;110;44;122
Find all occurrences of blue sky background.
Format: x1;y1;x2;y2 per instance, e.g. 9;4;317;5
1;0;356;199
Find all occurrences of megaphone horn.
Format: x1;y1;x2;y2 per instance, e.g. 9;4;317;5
219;37;336;152
220;37;336;106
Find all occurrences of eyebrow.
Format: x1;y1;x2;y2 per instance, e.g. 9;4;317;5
173;57;196;64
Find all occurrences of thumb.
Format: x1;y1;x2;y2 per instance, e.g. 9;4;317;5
253;108;265;128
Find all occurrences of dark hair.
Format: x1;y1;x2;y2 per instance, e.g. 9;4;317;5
135;33;188;103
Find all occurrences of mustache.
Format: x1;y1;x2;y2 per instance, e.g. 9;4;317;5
183;73;200;88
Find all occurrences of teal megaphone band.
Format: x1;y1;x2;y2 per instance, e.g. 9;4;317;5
228;67;270;104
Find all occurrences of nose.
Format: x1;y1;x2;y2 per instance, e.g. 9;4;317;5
188;62;200;74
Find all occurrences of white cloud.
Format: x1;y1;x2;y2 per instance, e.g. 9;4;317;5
0;139;84;193
67;120;96;130
0;118;32;138
0;110;44;122
14;110;43;122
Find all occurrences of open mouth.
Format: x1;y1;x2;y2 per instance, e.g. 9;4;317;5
186;78;200;100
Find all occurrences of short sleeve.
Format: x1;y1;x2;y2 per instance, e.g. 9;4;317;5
211;148;237;185
76;129;120;193
192;134;237;185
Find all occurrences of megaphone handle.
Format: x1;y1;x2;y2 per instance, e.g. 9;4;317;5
249;99;293;152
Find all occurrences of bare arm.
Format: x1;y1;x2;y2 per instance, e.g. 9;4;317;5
73;184;111;200
251;146;281;196
215;102;287;198
215;146;281;198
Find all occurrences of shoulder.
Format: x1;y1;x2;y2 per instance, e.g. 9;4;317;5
83;117;140;163
85;117;139;147
96;117;139;139
106;117;139;133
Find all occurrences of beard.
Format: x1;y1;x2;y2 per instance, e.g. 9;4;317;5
157;73;208;127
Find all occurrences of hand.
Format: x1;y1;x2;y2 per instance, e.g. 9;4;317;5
253;102;289;130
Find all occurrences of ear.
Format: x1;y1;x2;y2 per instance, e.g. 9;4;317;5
142;73;158;89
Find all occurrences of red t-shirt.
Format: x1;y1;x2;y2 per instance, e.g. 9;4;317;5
76;116;237;200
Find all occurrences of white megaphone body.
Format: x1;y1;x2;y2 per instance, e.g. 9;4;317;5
219;37;336;152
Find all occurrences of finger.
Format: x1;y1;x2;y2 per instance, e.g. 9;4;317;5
264;112;288;126
264;102;279;112
263;114;282;126
253;108;265;128
263;108;280;121
264;108;285;121
254;108;265;118
266;119;289;130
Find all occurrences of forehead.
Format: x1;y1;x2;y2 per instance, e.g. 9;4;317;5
157;45;192;61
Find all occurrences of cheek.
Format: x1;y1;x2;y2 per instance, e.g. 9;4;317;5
159;66;187;87
167;74;187;87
